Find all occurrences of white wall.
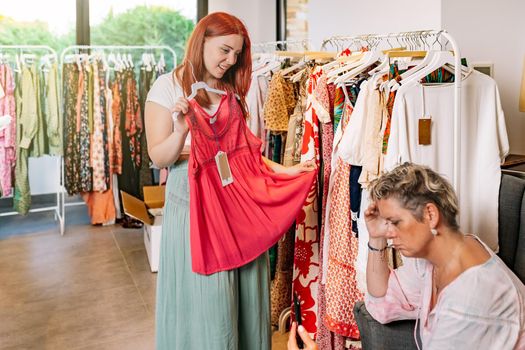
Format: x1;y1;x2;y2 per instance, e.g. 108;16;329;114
308;0;442;50
442;0;525;154
208;0;276;45
305;0;525;153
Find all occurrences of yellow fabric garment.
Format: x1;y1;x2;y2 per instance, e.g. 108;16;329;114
263;72;296;132
43;62;63;155
18;65;39;151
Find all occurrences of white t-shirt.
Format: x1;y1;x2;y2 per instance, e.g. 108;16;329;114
384;70;509;251
146;72;219;147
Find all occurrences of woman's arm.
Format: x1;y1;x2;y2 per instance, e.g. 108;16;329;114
366;237;390;297
364;202;391;297
262;157;316;175
364;202;421;323
145;100;189;168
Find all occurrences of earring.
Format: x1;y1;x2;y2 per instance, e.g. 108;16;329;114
431;228;438;236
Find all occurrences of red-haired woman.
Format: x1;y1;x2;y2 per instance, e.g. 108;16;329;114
145;12;315;350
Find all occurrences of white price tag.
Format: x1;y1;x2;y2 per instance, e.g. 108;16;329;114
215;151;234;187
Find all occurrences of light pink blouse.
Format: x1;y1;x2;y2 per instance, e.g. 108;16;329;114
366;238;525;349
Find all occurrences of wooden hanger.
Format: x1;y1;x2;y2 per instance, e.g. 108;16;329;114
386;50;427;58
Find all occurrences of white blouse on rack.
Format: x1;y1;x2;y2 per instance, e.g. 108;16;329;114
384;70;509;251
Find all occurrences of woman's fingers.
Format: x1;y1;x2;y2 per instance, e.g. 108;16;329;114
364;202;378;218
297;325;318;349
172;98;190;115
287;322;299;350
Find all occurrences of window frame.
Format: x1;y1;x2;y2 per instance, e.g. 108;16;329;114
75;0;208;45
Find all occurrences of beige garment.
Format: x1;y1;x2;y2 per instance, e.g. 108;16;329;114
311;73;332;124
247;74;269;139
283;73;308;166
358;82;389;188
283;96;305;167
283;115;297;167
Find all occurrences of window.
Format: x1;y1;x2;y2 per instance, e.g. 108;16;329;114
0;1;199;66
286;0;308;42
0;1;76;52
90;0;197;68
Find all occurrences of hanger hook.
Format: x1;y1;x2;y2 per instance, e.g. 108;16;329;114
386;34;394;49
431;32;441;50
425;30;432;50
185;59;198;83
418;31;424;50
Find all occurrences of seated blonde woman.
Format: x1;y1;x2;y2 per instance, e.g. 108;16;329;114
289;162;525;350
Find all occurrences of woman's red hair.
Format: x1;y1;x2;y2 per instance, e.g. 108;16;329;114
175;12;252;117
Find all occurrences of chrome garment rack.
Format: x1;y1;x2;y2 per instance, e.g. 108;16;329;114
0;45;65;234
57;45;176;235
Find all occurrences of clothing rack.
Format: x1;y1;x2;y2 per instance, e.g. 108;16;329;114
322;30;462;194
0;45;65;235
266;31;463;334
252;39;310;53
58;45;177;235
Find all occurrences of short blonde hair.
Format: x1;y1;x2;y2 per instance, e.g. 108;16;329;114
369;163;459;230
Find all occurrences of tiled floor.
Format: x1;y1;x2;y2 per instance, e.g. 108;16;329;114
0;222;289;349
0;224;155;350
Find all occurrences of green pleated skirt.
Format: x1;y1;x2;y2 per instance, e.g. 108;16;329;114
155;160;271;350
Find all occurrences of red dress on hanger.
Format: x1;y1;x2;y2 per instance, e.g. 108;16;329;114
186;92;317;275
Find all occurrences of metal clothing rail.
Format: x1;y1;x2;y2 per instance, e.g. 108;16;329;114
0;44;58;58
252;39;310;53
322;30;462;195
60;45;177;68
0;45;65;235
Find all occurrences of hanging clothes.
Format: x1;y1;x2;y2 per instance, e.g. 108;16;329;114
41;61;62;156
90;60;108;192
138;64;160;197
29;64;46;158
270;226;295;326
13;63;43;214
0;64;16;197
247;74;269;144
324;122;362;339
264;72;297;132
63;63;82;195
78;62;92;192
117;69;141;199
186;92;317;275
282;76;307;167
292;67;323;336
81;60;116;225
110;74;123;175
311;73;344;350
270;71;308;327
